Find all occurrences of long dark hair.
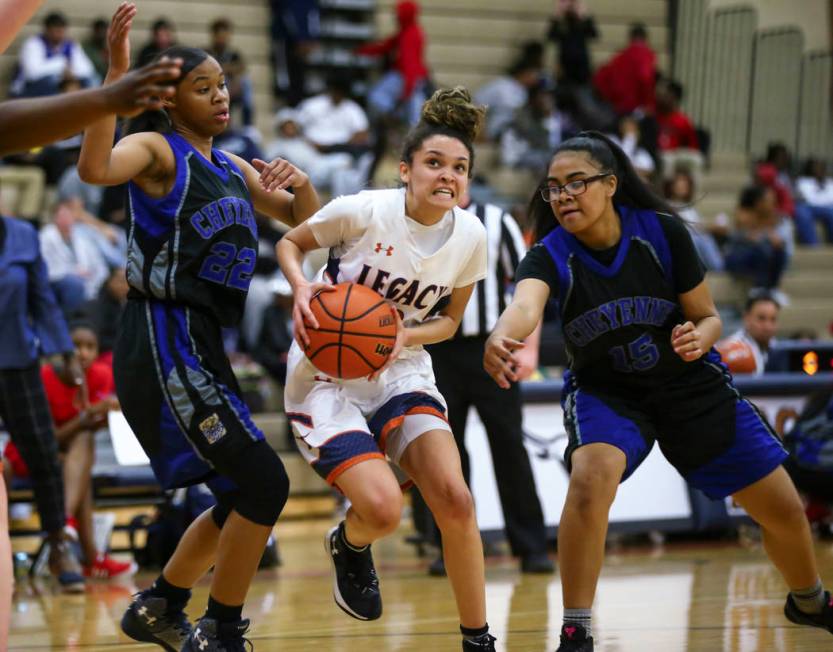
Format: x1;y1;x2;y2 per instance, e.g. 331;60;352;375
125;47;210;135
529;131;678;241
400;87;486;179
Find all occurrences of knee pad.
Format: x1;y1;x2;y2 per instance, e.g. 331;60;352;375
221;440;290;527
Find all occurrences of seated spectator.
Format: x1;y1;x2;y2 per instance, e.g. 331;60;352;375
264;108;368;198
655;78;704;182
475;56;541;141
795;158;833;245
207;18;255;129
664;169;724;270
593;23;656;117
82;18;109;81
720;290;781;375
608;115;655;181
5;322;133;578
295;76;370;152
136;18;176;67
755;142;796;224
724;185;791;294
10;12;96;98
357;0;429;126
40;202;110;315
500;85;571;172
269;0;321;106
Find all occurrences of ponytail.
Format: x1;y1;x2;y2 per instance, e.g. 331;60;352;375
529;131;680;242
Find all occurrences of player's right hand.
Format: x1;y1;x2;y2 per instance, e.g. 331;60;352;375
107;2;136;77
484;334;525;389
292;280;336;348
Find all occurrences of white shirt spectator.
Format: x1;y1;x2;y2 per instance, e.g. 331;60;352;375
796;176;833;207
40;223;109;300
475;76;528;140
12;34;96;94
295;94;369;147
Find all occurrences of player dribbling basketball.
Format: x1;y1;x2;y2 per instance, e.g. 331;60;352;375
277;88;496;651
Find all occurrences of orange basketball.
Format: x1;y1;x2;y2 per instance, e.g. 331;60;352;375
716;338;758;374
304;283;398;379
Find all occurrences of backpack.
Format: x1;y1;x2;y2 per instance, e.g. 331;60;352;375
128;485;216;569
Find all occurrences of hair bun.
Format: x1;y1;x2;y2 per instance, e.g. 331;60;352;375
419;87;485;143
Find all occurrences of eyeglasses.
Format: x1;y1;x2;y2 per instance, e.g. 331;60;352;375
540;173;612;202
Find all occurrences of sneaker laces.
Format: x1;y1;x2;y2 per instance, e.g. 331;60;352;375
346;557;379;593
219;619;253;652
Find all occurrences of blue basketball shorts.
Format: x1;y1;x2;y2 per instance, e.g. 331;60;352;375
561;360;788;499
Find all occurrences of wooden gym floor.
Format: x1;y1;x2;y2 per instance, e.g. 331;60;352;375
9;518;833;651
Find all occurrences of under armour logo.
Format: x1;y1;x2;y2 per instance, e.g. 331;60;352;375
195;628;209;650
138;606;157;626
374;242;394;256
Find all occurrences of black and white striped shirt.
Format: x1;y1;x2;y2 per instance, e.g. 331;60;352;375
458;202;527;337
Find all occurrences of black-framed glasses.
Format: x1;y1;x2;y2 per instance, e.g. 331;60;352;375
540;173;612;202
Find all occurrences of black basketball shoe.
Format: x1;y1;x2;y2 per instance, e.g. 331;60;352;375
182;617;251;652
556;623;594;651
784;591;833;634
325;522;382;620
121;592;192;652
462;633;496;650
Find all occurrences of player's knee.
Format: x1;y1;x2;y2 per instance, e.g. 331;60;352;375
228;442;290;527
568;464;620;512
431;480;474;526
361;492;403;534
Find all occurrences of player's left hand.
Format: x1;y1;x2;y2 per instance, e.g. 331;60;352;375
252;158;309;192
672;321;703;361
367;307;405;381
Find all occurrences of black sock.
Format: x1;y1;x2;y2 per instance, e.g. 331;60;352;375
149;574;191;612
340;522;369;552
460;623;489;640
206;595;243;624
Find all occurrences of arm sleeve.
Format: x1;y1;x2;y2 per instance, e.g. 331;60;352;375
657;213;706;294
515;243;560;296
398;29;424;99
27;232;74;356
454;226;487;287
306;193;372;248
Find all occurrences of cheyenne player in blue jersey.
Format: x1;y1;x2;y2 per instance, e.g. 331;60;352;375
77;5;319;651
484;132;833;652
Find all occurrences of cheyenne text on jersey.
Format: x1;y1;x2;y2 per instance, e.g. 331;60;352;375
564;296;677;347
190;197;256;240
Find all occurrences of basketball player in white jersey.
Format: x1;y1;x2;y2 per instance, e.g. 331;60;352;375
277;88;496;651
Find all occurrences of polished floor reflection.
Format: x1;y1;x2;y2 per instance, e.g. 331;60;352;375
10;521;833;651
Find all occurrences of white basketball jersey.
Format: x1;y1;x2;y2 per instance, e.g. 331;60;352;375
307;188;487;330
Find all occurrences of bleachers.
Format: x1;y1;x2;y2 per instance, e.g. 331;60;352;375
0;0;276;138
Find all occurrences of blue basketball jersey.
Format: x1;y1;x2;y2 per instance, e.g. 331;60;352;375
540;205;696;389
125;131;257;326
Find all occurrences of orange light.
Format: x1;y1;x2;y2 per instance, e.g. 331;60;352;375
803;351;819;376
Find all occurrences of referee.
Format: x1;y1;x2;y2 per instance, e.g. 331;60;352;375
422;190;553;575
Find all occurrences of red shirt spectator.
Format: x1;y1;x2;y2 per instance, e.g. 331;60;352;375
356;1;427;101
41;360;114;427
593;25;656;115
657;110;699;150
756;161;795;217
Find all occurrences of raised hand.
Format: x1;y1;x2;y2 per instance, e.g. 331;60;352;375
107;2;136;78
252;157;310;192
102;59;182;117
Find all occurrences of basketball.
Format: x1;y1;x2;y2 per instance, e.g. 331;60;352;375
303;283;398;379
716;338;758;374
